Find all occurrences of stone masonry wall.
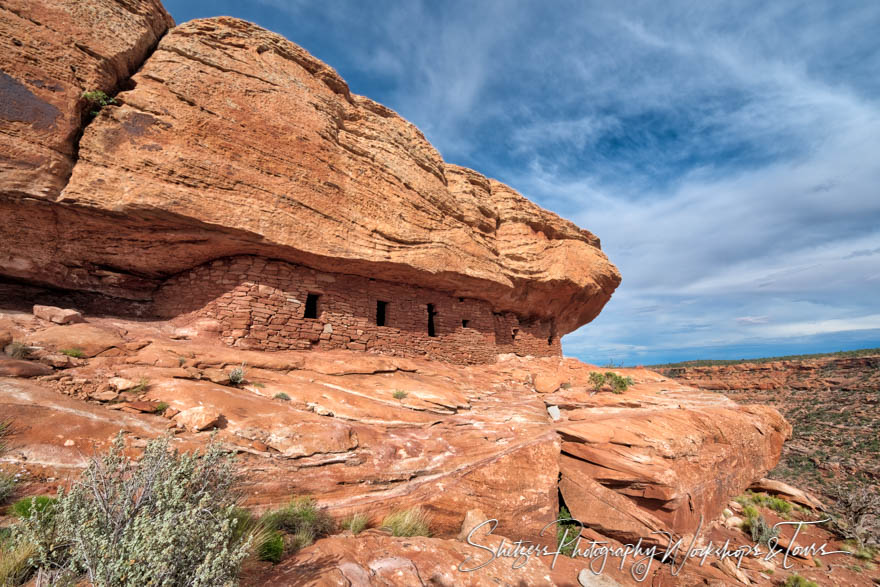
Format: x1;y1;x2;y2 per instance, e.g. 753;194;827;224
153;256;561;364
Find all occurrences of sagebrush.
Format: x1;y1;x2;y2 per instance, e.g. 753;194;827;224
12;433;251;586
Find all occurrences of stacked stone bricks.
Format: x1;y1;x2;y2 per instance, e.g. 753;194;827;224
155;256;561;364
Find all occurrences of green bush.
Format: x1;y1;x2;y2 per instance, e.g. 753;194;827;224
273;392;290;401
340;513;369;535
738;491;793;516
257;531;284;563
60;348;85;358
81;90;116;117
262;496;335;550
13;433;250;586
6;342;30;360
11;496;56;519
392;390;408;400
155;401;169;414
784;575;818;587
741;508;779;546
381;507;431;537
604;372;634;394
556;505;582;557
588;372;605;392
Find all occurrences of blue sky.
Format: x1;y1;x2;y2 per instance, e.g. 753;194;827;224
162;0;880;365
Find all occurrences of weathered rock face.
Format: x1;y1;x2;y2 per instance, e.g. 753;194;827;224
0;0;173;200
0;12;620;338
0;311;788;550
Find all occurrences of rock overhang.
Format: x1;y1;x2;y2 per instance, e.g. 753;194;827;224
1;10;620;336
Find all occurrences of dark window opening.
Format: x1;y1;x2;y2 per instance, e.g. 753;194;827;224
427;304;437;337
511;328;519;341
376;300;388;326
304;293;320;319
459;297;464;302
548;335;554;346
461;319;469;328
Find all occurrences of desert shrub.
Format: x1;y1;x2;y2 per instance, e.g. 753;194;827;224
273;392;290;401
6;342;30;360
60;348;85;358
13;433;251;586
588;372;605;392
828;484;879;549
741;509;779;546
784;575;818;587
129;377;150;394
81;90;116;117
604;372;634;394
262;496;335;550
340;513;369;535
11;496;56;519
381;507;431;537
560;382;572;390
155;401;169;414
392;390;408;400
0;540;37;587
0;420;14;504
0;473;15;505
228;363;247;386
257;531;284;563
556;505;582;557
737;491;793;516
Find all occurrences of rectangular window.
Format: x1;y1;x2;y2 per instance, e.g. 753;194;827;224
461;319;469;328
304;293;320;319
376;300;388;326
427;304;436;337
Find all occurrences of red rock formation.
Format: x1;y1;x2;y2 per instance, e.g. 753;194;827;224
1;12;619;343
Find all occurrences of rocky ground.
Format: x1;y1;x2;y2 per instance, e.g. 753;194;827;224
2;307;876;585
659;354;880;502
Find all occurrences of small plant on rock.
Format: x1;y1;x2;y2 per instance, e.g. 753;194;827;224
0;420;15;505
6;342;30;360
556;505;583;557
784;575;818;587
741;505;779;546
154;402;169;414
274;392;290;401
60;348;85;358
81;90;116;117
228;363;247;386
261;496;335;552
588;372;606;393
127;377;150;394
381;507;431;537
392;390;408;400
341;513;369;535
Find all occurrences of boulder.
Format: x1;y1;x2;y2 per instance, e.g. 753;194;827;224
748;477;826;510
0;357;53;378
26;323;124;358
32;305;84;325
534;373;564;393
173;406;222;432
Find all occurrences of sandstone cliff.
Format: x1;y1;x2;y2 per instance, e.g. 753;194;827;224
0;9;620;336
